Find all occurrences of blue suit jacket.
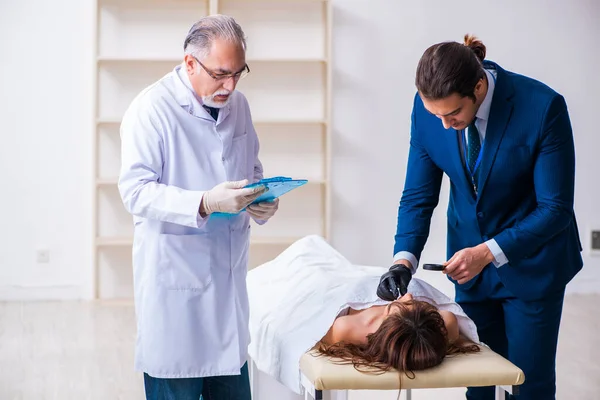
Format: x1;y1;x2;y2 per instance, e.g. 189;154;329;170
394;61;583;301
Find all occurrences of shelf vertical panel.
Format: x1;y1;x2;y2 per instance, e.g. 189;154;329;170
323;0;332;240
92;0;102;299
209;0;219;15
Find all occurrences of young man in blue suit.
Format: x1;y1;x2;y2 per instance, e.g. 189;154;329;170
376;35;583;399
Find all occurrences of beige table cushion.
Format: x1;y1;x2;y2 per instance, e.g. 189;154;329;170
299;344;524;391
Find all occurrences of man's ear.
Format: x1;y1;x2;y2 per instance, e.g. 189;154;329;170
184;55;196;74
473;77;486;100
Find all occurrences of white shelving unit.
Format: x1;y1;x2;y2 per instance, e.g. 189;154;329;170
92;0;332;299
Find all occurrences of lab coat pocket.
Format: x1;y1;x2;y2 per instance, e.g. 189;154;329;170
229;133;249;181
157;233;212;291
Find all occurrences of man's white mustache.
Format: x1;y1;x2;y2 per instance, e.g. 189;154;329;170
213;90;231;97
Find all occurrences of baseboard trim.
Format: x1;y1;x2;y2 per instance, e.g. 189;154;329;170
0;285;83;301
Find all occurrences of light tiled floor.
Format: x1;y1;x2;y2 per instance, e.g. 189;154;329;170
0;295;598;400
0;300;143;400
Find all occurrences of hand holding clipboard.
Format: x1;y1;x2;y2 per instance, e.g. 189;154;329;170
211;176;308;216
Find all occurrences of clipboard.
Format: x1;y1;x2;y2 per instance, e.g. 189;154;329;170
245;176;308;205
211;176;308;216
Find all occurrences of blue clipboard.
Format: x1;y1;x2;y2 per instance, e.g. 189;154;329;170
246;176;308;204
212;176;308;216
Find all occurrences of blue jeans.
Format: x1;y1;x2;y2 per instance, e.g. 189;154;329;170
144;362;251;400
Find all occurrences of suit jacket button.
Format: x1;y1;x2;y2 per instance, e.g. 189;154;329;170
477;212;485;219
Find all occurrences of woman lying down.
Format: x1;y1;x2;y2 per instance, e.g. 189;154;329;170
246;235;481;395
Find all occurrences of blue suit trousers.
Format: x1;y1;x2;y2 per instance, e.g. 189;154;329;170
457;267;565;400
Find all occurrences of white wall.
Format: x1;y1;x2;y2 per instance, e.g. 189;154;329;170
0;0;95;300
1;0;596;299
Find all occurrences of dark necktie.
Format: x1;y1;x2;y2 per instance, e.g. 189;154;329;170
203;105;219;121
467;120;481;175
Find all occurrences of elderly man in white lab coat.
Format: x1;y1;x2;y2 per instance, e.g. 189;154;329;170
118;15;279;400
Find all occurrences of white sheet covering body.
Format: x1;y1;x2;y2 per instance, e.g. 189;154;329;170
246;235;479;394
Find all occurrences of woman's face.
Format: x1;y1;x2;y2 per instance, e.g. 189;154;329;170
384;293;415;316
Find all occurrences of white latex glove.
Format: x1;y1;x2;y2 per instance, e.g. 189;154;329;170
201;180;266;215
246;198;279;221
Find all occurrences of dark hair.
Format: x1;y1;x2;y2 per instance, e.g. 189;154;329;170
316;300;480;378
415;34;487;102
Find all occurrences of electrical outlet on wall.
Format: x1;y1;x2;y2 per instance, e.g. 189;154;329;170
592;231;600;251
36;249;50;264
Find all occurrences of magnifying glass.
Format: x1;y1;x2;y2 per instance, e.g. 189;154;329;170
423;263;445;271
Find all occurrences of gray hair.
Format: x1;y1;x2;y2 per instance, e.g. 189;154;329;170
183;15;247;60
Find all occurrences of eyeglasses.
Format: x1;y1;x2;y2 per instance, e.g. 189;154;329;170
191;55;250;82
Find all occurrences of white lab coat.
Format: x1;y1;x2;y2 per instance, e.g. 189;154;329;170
118;64;263;378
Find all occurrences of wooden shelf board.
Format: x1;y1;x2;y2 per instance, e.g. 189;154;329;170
97;178;326;186
96;178;118;186
96;118;122;125
98;0;202;6
97;118;326;126
97;56;327;63
221;0;329;3
96;236;303;247
249;236;302;245
97;57;181;63
96;237;133;247
254;119;327;125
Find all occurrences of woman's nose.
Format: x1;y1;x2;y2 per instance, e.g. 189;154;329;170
401;293;413;301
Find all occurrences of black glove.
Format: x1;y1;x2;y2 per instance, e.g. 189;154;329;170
376;264;413;301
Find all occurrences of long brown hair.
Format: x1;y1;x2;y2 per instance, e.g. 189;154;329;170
316;300;479;378
415;34;487;102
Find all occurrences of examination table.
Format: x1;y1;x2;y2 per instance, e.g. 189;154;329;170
297;342;524;400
